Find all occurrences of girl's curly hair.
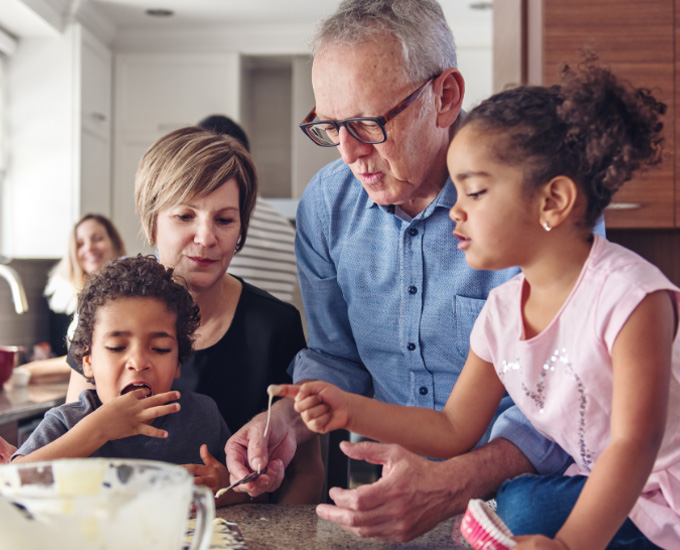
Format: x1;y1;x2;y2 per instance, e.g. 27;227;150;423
461;55;666;229
70;255;200;370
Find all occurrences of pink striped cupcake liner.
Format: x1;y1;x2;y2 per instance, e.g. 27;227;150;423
459;499;516;550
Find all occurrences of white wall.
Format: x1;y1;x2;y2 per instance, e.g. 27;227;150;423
2;27;78;258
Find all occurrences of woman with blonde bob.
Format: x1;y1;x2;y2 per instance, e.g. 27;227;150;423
66;127;323;504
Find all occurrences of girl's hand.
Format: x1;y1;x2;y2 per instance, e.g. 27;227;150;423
276;382;351;434
94;390;181;441
183;444;230;494
514;535;570;550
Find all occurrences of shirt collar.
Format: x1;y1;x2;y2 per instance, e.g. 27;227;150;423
369;176;457;220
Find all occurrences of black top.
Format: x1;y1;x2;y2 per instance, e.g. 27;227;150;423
172;279;306;432
49;310;72;356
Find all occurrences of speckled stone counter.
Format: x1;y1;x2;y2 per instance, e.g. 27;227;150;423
216;504;469;549
0;382;67;424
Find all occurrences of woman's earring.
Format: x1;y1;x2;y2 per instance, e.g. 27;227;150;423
542;221;552;232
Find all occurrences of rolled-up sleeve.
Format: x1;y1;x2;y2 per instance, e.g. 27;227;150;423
490;405;573;475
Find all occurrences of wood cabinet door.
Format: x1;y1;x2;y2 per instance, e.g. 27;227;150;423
542;0;675;228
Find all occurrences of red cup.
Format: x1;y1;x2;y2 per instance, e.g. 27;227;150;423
0;346;23;387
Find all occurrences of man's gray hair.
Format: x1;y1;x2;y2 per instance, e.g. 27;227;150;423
311;0;457;84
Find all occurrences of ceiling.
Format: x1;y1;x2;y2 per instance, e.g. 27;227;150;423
90;0;340;28
0;0;492;48
90;1;494;53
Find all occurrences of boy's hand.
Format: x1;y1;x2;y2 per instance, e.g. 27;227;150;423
183;444;230;495
95;390;181;441
276;382;351;434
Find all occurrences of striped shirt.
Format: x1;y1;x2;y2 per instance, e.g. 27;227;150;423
228;197;298;303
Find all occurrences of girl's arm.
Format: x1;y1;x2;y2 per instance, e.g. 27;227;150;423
281;350;507;459
549;290;674;550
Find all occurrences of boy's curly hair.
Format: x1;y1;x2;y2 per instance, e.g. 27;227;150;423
70;255;200;369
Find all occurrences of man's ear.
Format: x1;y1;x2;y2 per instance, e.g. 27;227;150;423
82;354;94;378
435;68;465;129
539;175;579;230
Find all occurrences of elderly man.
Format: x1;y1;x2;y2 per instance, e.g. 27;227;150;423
226;0;570;541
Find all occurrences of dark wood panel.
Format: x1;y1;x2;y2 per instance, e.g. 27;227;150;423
608;229;680;286
543;0;676;229
675;0;680;226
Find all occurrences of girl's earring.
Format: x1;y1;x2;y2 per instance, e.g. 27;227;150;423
542;221;552;232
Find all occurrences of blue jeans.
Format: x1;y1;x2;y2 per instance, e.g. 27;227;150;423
495;474;662;549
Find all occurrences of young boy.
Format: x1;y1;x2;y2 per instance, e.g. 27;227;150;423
12;255;245;505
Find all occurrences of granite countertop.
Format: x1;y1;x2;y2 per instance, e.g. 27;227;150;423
216;504;469;549
0;382;68;424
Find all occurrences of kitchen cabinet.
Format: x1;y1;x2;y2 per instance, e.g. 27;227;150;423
542;0;676;229
79;28;112;217
494;0;677;229
492;0;680;286
1;23;112;258
111;53;240;253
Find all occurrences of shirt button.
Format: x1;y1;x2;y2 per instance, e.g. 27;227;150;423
419;386;428;396
407;343;416;351
408;285;417;294
409;228;418;236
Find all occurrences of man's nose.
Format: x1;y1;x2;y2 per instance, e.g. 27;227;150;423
337;126;372;165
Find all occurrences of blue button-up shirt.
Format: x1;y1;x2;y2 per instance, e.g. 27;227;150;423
291;159;570;473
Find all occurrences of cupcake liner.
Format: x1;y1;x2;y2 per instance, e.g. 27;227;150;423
459;498;516;550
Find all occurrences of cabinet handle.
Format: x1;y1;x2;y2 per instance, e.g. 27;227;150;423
606;202;642;210
90;112;107;121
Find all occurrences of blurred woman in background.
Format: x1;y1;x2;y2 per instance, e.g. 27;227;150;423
20;214;125;383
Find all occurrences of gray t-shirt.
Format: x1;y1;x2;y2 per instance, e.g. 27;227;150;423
13;389;230;464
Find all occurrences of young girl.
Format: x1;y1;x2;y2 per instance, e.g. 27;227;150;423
279;61;679;549
12;255;250;507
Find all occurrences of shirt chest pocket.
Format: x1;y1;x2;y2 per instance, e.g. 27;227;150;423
453;295;487;363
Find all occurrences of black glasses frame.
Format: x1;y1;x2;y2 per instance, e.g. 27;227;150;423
299;74;439;147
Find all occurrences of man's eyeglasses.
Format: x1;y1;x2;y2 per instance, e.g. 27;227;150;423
299;75;439;147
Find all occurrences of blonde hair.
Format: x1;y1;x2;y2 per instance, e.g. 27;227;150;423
45;214;126;313
135;127;258;251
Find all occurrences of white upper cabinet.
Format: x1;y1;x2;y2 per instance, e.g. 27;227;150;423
81;30;112;140
79;27;113;221
1;23;113;258
111;53;240;254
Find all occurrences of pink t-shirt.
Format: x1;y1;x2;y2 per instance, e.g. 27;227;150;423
471;235;680;548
